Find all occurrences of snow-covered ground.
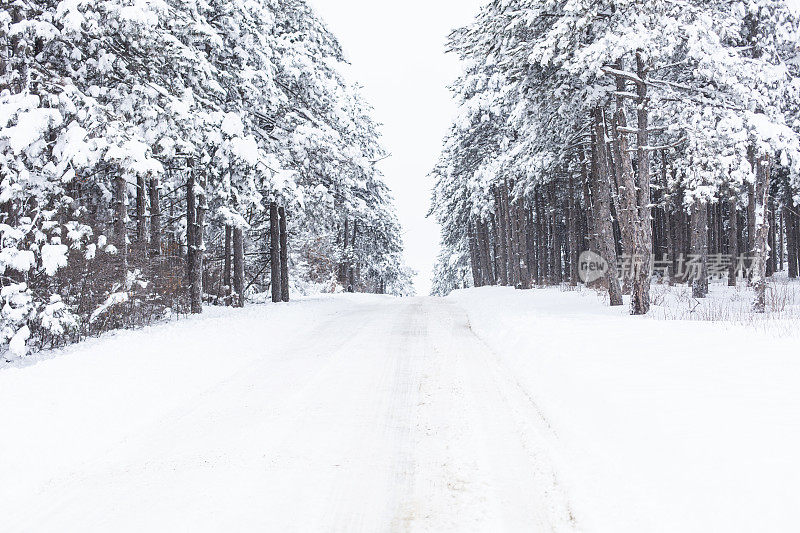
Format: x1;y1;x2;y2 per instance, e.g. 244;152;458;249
2;287;799;532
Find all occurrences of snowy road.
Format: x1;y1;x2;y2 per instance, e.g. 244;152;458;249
0;296;574;532
5;289;800;532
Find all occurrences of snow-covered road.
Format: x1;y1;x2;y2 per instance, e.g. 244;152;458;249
3;290;800;532
0;296;573;532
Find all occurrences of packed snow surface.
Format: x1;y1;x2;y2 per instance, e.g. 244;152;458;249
2;288;799;532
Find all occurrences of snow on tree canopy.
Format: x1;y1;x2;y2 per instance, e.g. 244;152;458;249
0;0;411;358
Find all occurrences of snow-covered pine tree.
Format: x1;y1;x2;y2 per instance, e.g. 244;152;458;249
0;0;410;359
431;0;800;316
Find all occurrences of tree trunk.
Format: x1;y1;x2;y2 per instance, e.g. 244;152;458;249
509;202;520;286
785;200;798;279
747;178;756;281
189;169;206;314
339;218;349;286
768;196;776;277
794;207;800;278
549;183;563;284
779;209;785;272
526;207;537;286
270;202;281;302
591;108;624;306
468;221;482;287
690;200;709;299
224;225;232;305
517;200;531;288
535;189;548;284
149;177;161;256
660;151;675;284
568;169;579;286
233;227;245;307
610;71;636;287
752;155;772;313
630;51;653;315
581;148;597;257
114;174;128;284
186;168;196;280
495;189;509;286
279;206;290;302
477;219;493;286
728;191;739;287
136;175;147;244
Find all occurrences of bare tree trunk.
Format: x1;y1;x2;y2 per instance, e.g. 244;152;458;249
490;214;502;286
350;219;359;290
149;177;161;256
526;207;537;286
728;190;739;287
186;168;196;279
791;206;800;276
517;201;531;289
779;209;785;272
495;189;509;286
224;225;232;305
526;206;541;285
279;206;290;302
785;200;798;279
568;169;579;286
549;182;563;284
114;174;128;284
581;148;597;257
753;155;772;313
339;218;349;286
631;51;653;315
768;196;777;277
507;190;522;286
233;227;245;308
535;189;549;284
610;72;636;290
189;169;206;314
691;200;709;299
136;175;147;244
468;221;482;287
591;108;624;306
477;219;493;286
660;151;675;284
270;202;281;302
747;176;756;281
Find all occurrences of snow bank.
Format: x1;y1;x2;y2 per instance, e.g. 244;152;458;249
448;286;800;532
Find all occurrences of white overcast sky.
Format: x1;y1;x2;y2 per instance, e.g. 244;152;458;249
307;0;486;295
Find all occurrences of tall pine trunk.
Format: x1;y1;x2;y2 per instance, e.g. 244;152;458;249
224;225;232;305
469;221;482;287
568;169;579;286
591;108;623;306
270;202;281;302
785;199;798;279
233;227;245;308
477;219;493;286
752;155;772;313
189;169;206;314
114;174;128;284
630;51;653;315
279;206;290;302
186;168;196;280
728;191;739;287
690;200;709;299
136;175;147;244
149;177;161;256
